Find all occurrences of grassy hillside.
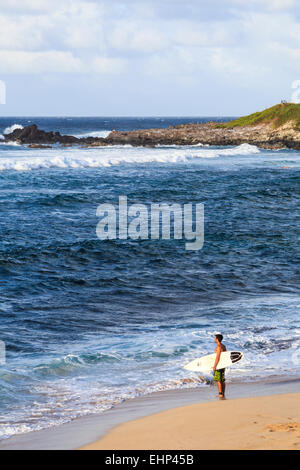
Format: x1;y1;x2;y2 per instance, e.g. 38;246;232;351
220;103;300;129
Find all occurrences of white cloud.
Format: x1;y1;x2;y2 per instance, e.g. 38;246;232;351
209;47;269;82
0;14;48;50
0;50;127;76
168;20;241;47
143;47;198;77
0;2;105;51
0;0;60;13
0;50;82;73
231;0;295;10
55;2;106;50
109;22;167;53
92;56;126;74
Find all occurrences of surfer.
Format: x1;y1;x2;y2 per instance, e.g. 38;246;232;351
213;334;226;398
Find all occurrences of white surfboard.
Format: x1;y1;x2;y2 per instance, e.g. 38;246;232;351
183;351;244;372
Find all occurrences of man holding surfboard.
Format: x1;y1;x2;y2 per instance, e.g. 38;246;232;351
183;339;244;399
213;334;226;398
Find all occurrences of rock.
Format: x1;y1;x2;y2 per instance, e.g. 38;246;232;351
86;141;106;147
28;144;52;149
4;124;106;146
104;121;300;149
4;124;76;144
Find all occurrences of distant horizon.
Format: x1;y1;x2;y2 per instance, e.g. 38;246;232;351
0;114;239;118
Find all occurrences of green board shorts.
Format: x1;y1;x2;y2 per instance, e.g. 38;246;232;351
213;368;225;383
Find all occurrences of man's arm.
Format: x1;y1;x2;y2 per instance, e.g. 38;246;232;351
213;345;221;371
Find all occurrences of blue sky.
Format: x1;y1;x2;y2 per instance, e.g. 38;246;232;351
0;0;299;116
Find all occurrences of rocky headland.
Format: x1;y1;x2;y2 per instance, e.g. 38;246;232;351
3;103;300;150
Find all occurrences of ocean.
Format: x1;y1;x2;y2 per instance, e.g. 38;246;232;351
0;117;299;440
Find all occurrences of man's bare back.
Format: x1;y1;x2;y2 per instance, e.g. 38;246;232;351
215;343;226;353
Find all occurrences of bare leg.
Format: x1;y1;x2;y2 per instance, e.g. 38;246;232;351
217;381;223;397
222;382;226;397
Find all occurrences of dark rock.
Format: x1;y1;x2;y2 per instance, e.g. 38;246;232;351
28;144;52;149
4;124;106;146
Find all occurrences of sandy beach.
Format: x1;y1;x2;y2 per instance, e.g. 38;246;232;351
81;393;300;450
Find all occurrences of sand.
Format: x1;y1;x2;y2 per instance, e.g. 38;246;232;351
80;393;300;450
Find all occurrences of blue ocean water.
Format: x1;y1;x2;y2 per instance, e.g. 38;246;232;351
0;117;299;440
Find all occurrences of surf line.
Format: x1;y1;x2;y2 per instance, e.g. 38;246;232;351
96;196;204;251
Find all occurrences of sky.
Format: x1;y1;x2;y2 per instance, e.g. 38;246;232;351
0;0;299;116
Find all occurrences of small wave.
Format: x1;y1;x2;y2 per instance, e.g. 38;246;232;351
74;130;111;138
220;143;260;155
33;352;120;377
3;124;24;135
155;143;209;148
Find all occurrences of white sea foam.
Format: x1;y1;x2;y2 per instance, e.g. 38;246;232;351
3;124;24;135
74;130;111;138
155;142;209;148
0;143;260;172
0;140;21;147
0;134;4;140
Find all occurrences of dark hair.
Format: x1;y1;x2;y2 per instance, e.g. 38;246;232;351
215;334;223;342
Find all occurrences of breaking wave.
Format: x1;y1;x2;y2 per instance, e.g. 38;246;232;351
0;143;260;172
74;130;111;138
0;140;21;147
3;124;24;135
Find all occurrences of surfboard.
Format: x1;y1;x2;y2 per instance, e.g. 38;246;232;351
183;351;244;372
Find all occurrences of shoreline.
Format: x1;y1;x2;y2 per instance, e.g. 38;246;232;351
0;376;299;450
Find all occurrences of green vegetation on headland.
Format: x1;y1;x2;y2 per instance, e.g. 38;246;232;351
218;103;300;129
